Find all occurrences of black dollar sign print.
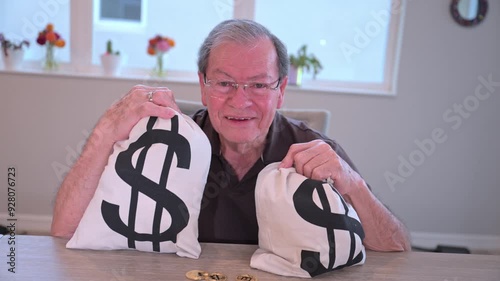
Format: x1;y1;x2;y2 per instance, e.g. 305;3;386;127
101;116;191;252
293;179;365;277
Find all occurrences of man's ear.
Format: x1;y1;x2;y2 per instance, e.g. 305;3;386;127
276;76;288;109
198;72;208;106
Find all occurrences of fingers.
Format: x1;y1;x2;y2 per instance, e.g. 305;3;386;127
279;140;339;180
279;141;317;169
280;140;364;196
278;151;295;169
296;142;335;180
303;150;334;180
128;85;180;117
95;85;180;143
150;89;182;113
142;100;177;120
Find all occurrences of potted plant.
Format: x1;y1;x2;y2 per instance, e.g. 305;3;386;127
289;45;323;86
1;33;30;70
100;40;122;75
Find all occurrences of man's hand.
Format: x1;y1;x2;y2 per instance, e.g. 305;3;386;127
51;85;181;238
95;85;181;146
280;139;412;251
279;139;363;197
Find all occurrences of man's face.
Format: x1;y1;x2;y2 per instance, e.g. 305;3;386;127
198;38;287;148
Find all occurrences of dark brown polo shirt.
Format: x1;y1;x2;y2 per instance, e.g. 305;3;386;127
191;109;362;244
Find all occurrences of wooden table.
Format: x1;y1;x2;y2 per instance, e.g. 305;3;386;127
1;235;499;280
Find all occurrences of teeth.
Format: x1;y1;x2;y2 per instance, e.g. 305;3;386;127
227;117;250;120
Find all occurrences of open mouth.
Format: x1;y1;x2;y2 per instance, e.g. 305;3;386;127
226;116;253;121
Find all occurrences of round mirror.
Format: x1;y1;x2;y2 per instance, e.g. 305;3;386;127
450;0;488;27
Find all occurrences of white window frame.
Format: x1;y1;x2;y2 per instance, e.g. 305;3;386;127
71;0;407;96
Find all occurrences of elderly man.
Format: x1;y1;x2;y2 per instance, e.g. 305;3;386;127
51;19;411;251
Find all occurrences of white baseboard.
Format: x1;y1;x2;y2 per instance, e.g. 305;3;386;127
411;231;500;252
0;213;52;235
1;213;499;252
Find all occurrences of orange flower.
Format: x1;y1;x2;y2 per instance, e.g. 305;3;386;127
46;31;57;43
36;23;65;48
147;46;156;55
147;34;175;56
54;39;65;47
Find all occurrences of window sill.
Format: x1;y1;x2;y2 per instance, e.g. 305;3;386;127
0;61;199;84
0;62;395;97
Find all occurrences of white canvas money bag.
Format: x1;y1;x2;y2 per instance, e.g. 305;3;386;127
67;114;211;259
250;163;366;278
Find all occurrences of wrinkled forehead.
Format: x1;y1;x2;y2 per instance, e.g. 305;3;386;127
207;38;279;79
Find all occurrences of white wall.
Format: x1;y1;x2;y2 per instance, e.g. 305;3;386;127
1;1;499;247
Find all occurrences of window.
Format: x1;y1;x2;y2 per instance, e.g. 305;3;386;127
255;0;404;94
0;0;405;96
99;0;142;22
256;0;391;84
93;0;147;33
91;0;230;71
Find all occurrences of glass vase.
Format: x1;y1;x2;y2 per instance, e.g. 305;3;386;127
44;44;57;70
152;53;166;78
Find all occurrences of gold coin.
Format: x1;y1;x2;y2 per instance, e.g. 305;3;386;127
185;270;208;280
206;272;227;281
236;274;258;281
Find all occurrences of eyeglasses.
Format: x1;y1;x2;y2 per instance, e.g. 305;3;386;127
203;75;281;97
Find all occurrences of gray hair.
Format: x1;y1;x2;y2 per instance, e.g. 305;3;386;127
197;19;289;79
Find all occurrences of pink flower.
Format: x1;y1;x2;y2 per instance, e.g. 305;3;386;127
156;40;171;53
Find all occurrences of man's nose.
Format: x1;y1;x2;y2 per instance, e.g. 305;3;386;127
228;84;252;108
